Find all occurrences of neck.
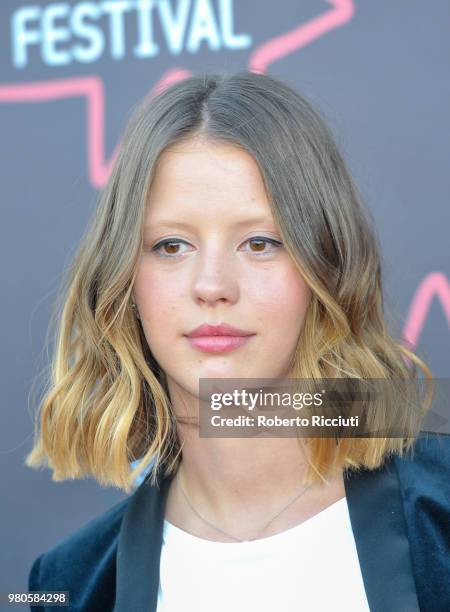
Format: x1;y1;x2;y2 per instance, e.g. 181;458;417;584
164;383;345;541
179;426;311;512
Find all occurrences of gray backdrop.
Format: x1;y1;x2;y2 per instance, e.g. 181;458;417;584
1;0;449;598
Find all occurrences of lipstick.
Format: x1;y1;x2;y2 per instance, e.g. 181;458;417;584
185;323;255;353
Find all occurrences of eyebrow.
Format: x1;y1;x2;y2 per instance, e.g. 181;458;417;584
144;216;275;232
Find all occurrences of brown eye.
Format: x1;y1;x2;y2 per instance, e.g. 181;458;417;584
152;239;190;257
249;239;267;252
162;242;180;254
244;237;283;256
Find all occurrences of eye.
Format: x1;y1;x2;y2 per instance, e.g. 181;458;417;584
151;239;192;258
150;236;283;258
242;236;283;256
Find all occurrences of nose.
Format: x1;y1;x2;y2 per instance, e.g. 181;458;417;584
191;248;239;306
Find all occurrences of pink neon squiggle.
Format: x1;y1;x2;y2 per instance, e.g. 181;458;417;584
151;68;193;96
0;77;108;187
249;0;355;74
402;271;450;352
0;3;354;187
0;69;192;188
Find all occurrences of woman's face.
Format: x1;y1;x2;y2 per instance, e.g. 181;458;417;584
133;138;311;402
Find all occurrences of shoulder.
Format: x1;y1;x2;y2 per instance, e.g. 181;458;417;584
393;432;450;509
394;433;450;548
28;495;131;612
393;433;450;607
393;431;450;486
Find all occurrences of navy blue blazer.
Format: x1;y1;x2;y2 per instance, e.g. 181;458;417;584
28;432;450;612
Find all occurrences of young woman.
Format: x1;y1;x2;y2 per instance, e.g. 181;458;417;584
27;71;449;612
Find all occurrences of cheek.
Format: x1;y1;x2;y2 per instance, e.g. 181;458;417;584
248;265;311;324
133;265;182;325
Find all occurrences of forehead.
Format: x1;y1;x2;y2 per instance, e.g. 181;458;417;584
145;138;274;225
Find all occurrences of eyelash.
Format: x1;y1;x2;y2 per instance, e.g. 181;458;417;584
150;236;283;259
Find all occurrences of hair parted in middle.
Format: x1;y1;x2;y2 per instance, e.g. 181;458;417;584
26;71;432;493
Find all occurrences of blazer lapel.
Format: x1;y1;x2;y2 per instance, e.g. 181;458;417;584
114;471;173;612
344;457;420;612
115;458;420;612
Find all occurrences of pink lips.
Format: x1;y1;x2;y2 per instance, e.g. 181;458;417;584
185;323;255;353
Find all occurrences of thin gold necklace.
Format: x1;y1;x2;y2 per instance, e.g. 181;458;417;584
176;466;313;543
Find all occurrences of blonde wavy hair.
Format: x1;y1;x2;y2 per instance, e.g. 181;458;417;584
26;71;433;493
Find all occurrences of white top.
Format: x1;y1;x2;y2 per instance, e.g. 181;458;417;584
156;496;370;611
